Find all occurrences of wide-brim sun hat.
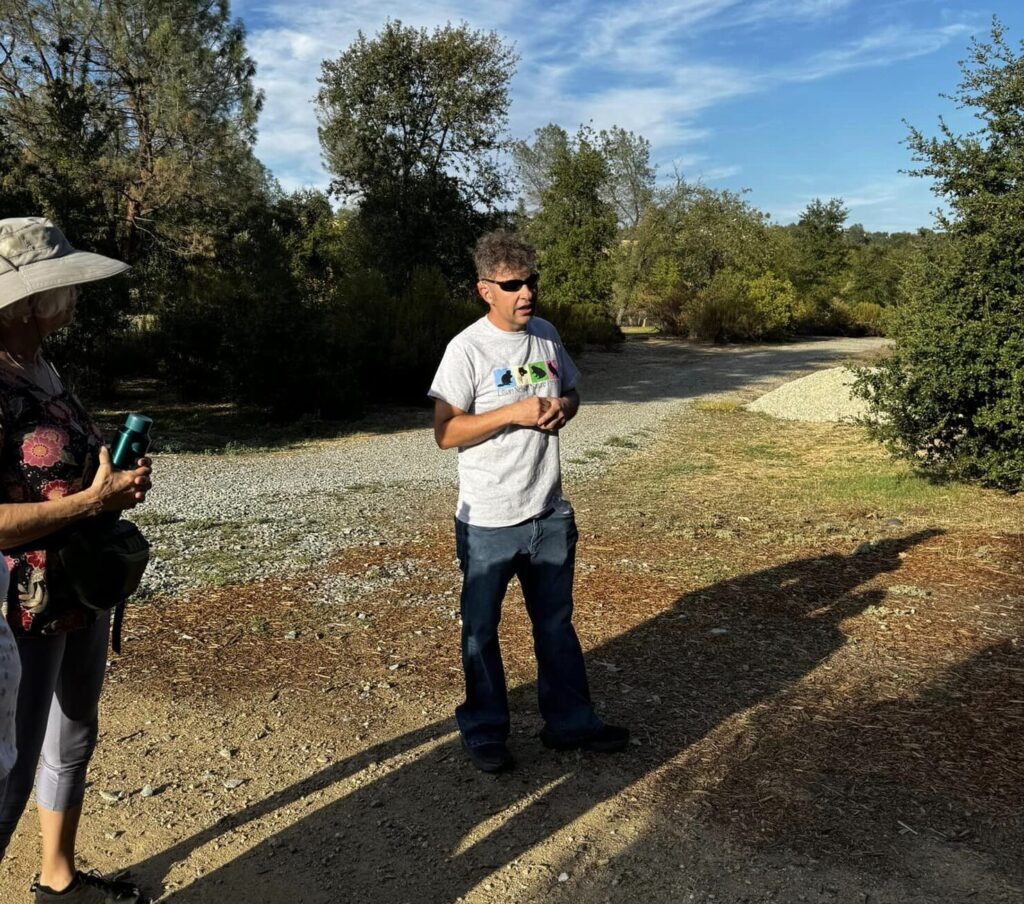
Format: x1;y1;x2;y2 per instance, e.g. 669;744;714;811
0;217;129;311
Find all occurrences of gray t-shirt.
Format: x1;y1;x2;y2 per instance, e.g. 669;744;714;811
429;316;579;528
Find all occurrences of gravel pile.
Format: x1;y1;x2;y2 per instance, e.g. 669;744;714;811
128;338;886;600
745;366;870;423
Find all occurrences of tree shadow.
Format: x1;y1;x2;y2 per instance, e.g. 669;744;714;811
130;530;937;902
578;335;886;407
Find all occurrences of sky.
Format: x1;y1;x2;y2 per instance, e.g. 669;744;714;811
233;1;1024;232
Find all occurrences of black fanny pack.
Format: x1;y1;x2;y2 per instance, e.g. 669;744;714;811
49;517;151;612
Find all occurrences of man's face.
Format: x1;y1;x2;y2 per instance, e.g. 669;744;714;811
477;265;537;332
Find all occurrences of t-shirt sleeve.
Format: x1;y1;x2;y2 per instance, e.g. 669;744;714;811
428;340;476;412
558;344;580;393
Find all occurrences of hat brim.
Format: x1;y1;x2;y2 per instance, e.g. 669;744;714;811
0;250;130;311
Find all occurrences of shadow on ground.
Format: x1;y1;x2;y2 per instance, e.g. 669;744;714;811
118;528;1023;904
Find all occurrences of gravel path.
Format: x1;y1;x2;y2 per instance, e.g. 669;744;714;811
132;336;887;598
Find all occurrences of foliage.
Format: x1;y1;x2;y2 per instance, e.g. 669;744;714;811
316;20;515;288
0;0;263;261
636;181;774;335
689;269;796;342
0;0;264;393
788;197;849;317
517;125;622;343
857;20;1024;490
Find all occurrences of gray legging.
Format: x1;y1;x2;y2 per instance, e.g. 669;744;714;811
0;611;109;858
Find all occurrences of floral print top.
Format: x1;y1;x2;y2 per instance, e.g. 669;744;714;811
0;364;104;635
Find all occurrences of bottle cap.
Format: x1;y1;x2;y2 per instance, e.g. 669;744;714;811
124;413;153;434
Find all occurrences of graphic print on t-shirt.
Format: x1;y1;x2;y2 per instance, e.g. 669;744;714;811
493;360;558;393
529;362;549;383
493;368;516;390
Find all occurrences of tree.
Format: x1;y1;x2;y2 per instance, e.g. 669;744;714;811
598;126;655;231
857;19;1024;490
316;21;516;286
790;197;849;308
511;123;570;211
0;0;263;263
525;127;617;313
513;124;655;230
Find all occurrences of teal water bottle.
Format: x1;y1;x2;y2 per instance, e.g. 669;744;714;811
111;413;153;470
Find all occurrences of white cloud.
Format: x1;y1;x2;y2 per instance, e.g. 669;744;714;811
699;164;742;181
235;0;972;215
769;176;938;232
780;23;973;82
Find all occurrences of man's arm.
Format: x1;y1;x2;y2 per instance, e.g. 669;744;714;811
537;388;579;432
434;396;555;450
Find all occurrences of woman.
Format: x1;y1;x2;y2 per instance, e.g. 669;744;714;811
0;217;152;903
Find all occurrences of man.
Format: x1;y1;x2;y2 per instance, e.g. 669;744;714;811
429;231;628;773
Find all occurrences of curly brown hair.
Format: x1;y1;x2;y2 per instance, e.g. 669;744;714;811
473;231;536;279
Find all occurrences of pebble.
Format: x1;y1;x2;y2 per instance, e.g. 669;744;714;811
558;873;570;883
140;784;156;798
746;367;872;423
99;790;124;803
888;584;930;598
223;778;244;790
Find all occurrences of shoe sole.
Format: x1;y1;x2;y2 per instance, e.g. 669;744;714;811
540;735;630;753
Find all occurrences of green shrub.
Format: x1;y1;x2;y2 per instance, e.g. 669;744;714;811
855;22;1024;491
541;300;624;352
744;272;797;338
831;300;889;336
856;240;1024;490
689;269;795;341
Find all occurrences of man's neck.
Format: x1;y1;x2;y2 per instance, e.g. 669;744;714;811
486;310;528;333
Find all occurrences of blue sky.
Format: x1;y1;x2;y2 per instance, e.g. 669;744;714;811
234;1;1024;232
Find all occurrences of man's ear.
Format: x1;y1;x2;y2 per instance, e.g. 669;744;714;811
476;281;491;305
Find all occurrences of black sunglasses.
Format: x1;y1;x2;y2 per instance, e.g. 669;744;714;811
481;273;539;293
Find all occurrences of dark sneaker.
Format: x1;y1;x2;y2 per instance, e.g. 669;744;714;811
540;724;630;753
33;870;145;903
461;737;514;773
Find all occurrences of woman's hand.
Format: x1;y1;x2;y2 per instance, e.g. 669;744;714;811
87;447;153;511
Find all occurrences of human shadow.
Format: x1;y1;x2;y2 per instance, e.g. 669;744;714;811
136;531;936;903
641;637;1022;900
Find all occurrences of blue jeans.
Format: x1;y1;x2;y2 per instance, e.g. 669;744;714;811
454;509;602;747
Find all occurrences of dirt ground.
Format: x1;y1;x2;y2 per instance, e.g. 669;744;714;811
1;399;1021;903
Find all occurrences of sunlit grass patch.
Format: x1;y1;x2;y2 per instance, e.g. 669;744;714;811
692;399;743;413
738;443;798;465
597;406;1023;537
815;471;973;510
